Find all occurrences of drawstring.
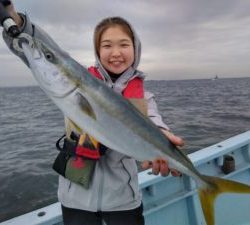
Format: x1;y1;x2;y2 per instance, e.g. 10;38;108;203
56;134;66;151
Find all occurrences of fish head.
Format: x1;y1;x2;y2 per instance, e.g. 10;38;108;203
22;38;81;98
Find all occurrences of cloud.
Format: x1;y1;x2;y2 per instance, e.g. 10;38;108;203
1;0;250;86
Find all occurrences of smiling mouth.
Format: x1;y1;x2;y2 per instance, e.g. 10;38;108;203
109;61;124;66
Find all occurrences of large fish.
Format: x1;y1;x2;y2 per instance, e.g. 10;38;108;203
19;38;250;225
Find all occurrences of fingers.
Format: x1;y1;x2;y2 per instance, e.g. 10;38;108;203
141;158;182;177
161;129;184;147
153;159;169;177
141;160;152;169
6;1;15;12
141;159;166;175
170;169;182;177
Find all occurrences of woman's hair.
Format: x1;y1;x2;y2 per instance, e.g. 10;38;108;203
94;17;134;57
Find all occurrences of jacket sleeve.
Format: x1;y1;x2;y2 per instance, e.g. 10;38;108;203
145;91;170;131
2;13;68;67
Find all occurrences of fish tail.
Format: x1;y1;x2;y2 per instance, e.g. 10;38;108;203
198;175;250;225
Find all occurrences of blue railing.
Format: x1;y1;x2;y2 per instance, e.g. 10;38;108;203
1;131;250;225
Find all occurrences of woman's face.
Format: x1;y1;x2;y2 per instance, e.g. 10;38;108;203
99;26;134;75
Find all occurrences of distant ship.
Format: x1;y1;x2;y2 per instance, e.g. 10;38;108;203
212;75;219;80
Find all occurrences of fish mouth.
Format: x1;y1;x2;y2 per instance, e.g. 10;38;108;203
22;42;77;98
22;41;42;63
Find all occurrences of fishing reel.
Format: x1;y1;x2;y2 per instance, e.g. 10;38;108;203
0;0;20;37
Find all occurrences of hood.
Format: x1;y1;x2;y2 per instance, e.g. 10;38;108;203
94;17;144;91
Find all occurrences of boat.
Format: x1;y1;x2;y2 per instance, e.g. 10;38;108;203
1;130;250;225
212;75;219;80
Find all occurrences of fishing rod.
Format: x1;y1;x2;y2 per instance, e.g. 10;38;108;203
0;0;20;37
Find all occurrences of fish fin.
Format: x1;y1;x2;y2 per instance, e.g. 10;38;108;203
128;98;148;116
198;175;250;225
76;93;96;120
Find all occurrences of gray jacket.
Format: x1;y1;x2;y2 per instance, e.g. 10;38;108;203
2;13;169;212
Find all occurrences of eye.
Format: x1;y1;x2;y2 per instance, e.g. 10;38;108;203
45;51;54;61
102;44;111;49
121;44;129;47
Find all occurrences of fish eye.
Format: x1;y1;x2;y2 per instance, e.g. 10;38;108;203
45;51;54;61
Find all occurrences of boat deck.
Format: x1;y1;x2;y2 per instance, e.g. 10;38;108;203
1;131;250;225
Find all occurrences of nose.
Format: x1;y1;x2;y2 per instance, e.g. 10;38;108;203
111;46;121;57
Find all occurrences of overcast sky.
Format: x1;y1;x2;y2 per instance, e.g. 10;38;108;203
0;0;250;86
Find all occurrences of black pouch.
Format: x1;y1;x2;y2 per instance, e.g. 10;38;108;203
52;151;70;177
52;134;76;177
52;133;101;189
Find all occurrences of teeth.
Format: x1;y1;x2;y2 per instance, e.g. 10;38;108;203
111;61;122;66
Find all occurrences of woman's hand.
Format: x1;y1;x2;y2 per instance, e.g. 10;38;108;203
5;1;23;27
141;129;184;177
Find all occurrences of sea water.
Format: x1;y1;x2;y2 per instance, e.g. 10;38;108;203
0;78;249;221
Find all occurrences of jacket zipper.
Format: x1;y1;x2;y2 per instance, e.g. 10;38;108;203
121;157;135;199
68;181;72;191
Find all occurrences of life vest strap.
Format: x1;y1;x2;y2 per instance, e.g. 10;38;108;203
55;132;106;160
76;146;100;159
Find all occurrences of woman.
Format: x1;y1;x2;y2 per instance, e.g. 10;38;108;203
3;2;184;225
